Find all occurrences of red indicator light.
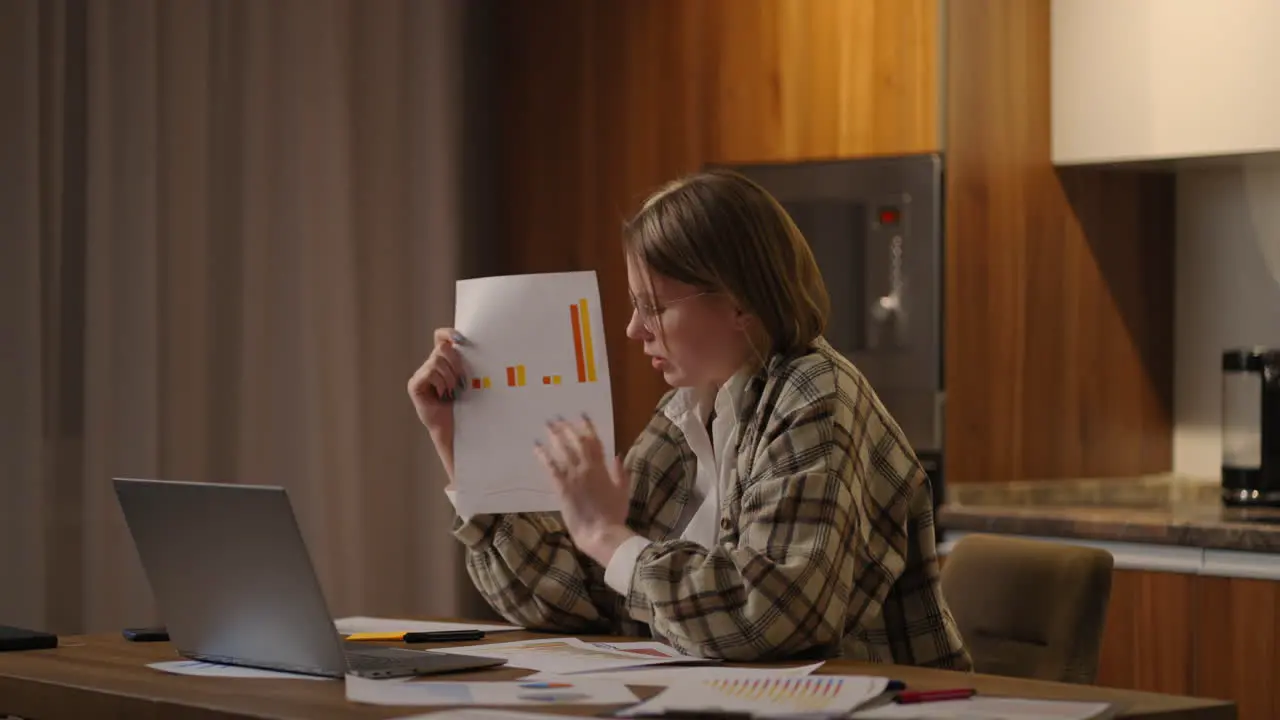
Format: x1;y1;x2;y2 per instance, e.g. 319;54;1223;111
878;207;900;226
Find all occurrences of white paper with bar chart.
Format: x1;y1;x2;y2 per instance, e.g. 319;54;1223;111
618;675;892;718
452;271;614;516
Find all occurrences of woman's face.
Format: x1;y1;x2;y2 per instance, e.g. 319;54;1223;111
624;259;751;388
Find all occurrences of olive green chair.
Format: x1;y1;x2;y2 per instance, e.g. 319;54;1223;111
940;533;1114;684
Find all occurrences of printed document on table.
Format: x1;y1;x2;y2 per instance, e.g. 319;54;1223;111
519;661;825;686
345;676;638;707
587;640;711;661
388;711;578;720
148;660;327;680
452;271;614;516
618;675;890;718
440;637;709;674
334;617;521;635
851;696;1116;720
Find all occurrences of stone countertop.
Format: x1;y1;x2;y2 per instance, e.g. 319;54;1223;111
938;474;1280;553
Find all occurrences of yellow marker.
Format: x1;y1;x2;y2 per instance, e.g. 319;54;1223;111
344;632;406;642
579;299;597;382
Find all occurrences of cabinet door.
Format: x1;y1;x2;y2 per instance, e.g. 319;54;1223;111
704;0;940;163
1095;569;1195;693
1053;0;1280;164
1194;576;1280;720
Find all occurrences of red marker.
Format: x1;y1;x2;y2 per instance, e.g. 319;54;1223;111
896;688;977;704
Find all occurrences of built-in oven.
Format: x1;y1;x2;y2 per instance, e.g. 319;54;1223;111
714;154;946;514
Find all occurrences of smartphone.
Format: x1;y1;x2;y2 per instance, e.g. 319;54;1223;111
0;625;58;652
122;626;170;642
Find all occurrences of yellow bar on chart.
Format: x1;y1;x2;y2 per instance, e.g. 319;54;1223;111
578;299;597;382
517;365;526;386
482;377;492;388
552;375;561;385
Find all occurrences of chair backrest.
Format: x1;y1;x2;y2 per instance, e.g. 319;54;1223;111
940;534;1114;684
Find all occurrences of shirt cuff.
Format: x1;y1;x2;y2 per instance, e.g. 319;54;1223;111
604;535;652;596
445;487;498;547
443;486;468;522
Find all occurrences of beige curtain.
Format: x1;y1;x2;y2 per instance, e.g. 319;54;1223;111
0;0;497;634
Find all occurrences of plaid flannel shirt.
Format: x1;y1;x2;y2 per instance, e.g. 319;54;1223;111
452;338;971;668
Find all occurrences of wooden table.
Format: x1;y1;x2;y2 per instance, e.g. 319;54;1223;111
0;630;1235;719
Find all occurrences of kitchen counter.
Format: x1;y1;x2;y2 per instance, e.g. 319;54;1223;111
938;474;1280;553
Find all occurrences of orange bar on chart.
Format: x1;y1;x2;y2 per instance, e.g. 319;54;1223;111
570;304;586;382
471;378;482;390
516;365;527;386
506;366;516;387
578;299;597;382
542;376;551;385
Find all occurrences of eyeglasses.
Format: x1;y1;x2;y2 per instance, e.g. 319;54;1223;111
628;291;714;330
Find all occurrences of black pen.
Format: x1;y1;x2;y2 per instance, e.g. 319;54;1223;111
402;629;485;643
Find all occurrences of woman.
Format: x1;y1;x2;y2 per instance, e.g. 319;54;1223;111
408;170;971;668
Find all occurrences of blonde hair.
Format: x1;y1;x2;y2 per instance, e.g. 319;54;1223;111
622;169;830;358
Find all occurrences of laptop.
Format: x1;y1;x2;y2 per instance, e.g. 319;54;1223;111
113;477;507;679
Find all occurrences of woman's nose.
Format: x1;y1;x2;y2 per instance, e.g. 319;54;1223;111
624;309;648;340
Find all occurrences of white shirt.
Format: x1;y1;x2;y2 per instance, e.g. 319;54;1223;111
603;371;749;596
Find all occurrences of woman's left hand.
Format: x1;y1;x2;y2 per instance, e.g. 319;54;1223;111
534;415;636;566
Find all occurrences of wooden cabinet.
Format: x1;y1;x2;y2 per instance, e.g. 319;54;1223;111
1096;569;1280;720
1193;576;1280;720
1096;570;1195;694
1052;0;1280;165
704;0;939;163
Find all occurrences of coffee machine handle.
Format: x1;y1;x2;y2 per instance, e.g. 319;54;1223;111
1265;355;1280;458
867;234;907;349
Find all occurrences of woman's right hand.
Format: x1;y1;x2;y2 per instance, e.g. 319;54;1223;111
407;328;467;441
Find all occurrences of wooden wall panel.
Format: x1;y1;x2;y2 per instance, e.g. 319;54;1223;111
943;1;1175;484
704;0;939;163
495;0;941;448
495;0;707;447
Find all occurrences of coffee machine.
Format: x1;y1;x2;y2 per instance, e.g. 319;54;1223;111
1221;348;1280;506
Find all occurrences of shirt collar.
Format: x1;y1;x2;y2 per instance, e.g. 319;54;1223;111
662;365;755;426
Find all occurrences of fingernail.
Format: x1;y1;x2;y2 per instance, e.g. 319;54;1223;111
450;331;467;345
